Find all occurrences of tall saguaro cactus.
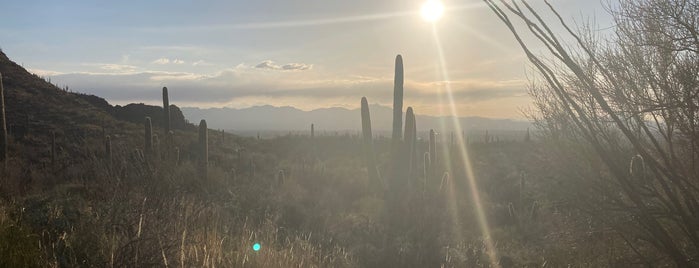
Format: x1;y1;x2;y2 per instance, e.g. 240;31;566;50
391;55;404;187
361;97;381;187
311;123;315;138
0;73;6;164
162;87;170;133
392;55;404;141
144;117;153;159
199;120;208;179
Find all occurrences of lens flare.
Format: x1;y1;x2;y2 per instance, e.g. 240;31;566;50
421;0;445;22
253;243;261;251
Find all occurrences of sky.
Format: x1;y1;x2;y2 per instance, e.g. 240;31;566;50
0;0;614;119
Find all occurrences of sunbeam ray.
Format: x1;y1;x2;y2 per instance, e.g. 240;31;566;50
431;24;500;267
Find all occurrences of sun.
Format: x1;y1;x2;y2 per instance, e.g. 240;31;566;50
421;0;444;22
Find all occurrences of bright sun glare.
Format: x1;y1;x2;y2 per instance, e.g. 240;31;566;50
421;0;444;22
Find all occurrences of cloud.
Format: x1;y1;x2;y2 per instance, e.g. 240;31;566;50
152;58;171;64
254;60;312;71
152;58;185;65
192;60;211;66
100;64;138;72
28;68;64;76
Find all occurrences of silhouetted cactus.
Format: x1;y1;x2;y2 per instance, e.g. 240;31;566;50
105;135;112;163
391;55;404;187
199;120;208;179
311;123;315;138
629;154;646;182
392;55;404;141
423;152;431;180
429;129;436;168
524;127;531;142
24;114;30;138
404;107;417;178
519;171;526;207
0;72;6;164
249;156;256;177
144;117;153;159
152;134;160;159
361;97;381;186
174;147;180;166
162;87;170;133
51;131;56;166
439;171;450;193
229;168;236;181
277;169;286;185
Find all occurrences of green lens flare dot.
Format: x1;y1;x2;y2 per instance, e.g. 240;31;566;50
253;243;261;251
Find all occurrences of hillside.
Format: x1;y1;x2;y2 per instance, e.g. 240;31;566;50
0;51;191;157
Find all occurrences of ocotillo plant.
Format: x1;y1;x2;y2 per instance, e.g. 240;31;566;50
391;55;404;187
199;120;208;179
404;107;417;178
0;72;6;164
361;97;381;187
162;87;170;133
144;117;153;159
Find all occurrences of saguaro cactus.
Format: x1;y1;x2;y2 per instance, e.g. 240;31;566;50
51;131;56;166
199;120;208;179
403;107;417;177
162;87;170;133
423;152;431;180
392;55;404;141
144;117;153;158
311;123;315;138
105;135;112;163
429;129;436;168
0;73;6;164
361;97;381;186
390;55;404;187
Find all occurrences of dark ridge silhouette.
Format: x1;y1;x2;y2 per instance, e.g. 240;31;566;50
0;50;193;160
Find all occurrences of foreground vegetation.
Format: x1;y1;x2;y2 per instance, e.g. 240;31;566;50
2;0;699;266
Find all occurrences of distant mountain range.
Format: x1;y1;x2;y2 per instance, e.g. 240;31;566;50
181;105;532;134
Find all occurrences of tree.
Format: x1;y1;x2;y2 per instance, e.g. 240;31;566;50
484;0;699;266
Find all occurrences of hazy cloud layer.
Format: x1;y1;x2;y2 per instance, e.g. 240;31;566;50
254;60;312;71
44;63;528;117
